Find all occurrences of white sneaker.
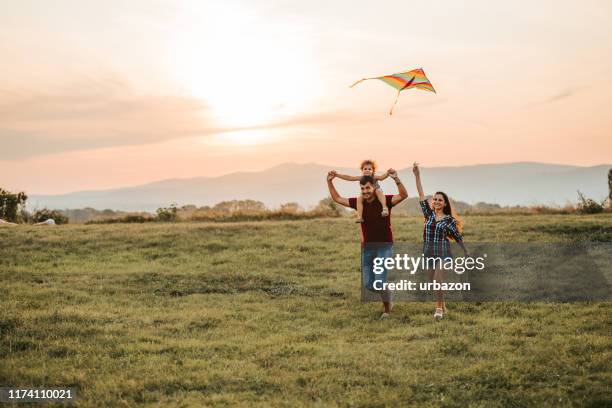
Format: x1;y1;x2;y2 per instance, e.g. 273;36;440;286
379;312;390;320
434;308;444;320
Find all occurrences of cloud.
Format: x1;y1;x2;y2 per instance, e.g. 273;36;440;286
525;87;580;108
0;75;221;160
0;72;442;161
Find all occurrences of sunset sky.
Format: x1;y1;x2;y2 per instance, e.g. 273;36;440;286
1;0;611;194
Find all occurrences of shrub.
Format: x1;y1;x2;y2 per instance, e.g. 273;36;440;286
278;202;301;215
312;197;344;217
212;200;267;214
85;214;155;224
32;208;69;225
122;214;155;223
576;191;604;214
156;204;178;221
18;209;33;224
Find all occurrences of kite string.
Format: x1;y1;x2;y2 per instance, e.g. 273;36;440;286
389;90;401;115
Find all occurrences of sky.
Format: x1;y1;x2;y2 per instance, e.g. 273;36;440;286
1;0;611;195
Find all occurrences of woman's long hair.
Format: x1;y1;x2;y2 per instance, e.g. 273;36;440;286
434;191;463;235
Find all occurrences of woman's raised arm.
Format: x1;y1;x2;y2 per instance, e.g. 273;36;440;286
413;162;425;201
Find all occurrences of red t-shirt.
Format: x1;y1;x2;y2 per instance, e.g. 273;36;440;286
349;195;395;243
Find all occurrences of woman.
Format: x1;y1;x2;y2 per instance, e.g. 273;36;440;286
413;162;468;320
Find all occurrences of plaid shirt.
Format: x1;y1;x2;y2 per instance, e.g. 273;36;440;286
419;199;463;257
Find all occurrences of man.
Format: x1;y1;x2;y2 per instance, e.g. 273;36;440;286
327;168;408;319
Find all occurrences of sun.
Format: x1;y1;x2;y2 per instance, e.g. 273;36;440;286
168;2;320;128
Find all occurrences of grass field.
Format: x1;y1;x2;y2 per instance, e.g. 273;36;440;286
1;214;611;407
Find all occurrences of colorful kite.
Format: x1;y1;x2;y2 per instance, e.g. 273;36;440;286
350;68;436;115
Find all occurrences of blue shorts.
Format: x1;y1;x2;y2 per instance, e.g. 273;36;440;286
361;243;393;293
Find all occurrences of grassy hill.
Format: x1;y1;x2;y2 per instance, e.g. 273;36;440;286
1;214;611;406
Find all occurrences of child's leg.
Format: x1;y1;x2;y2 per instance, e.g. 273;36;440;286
376;188;389;216
356;195;364;222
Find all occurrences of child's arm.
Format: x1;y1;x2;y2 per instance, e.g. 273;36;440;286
334;172;361;181
374;170;390;181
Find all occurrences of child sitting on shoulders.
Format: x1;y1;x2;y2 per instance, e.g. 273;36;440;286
334;159;389;223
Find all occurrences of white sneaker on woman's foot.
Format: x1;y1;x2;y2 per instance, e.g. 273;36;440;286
379;312;390;321
434;308;444;320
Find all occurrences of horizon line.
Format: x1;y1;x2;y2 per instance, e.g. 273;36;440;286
22;160;612;197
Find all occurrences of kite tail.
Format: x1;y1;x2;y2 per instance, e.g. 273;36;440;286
389;90;401;115
350;77;376;88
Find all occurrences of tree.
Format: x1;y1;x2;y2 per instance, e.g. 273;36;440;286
608;168;611;207
0;188;28;222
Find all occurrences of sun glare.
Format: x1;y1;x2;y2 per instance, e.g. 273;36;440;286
212;129;273;146
197;129;282;148
168;3;320;129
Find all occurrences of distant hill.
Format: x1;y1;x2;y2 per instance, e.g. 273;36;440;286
28;162;611;212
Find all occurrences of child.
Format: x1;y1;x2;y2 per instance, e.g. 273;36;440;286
334;160;389;222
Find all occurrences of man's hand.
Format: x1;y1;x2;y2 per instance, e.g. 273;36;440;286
412;162;420;176
390;167;408;205
326;171;349;207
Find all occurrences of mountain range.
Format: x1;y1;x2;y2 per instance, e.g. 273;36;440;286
28;162;611;212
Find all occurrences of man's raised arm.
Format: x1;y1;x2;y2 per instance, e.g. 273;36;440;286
327;171;350;208
388;168;408;206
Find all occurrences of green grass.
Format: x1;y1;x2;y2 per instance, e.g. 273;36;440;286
1;214;611;407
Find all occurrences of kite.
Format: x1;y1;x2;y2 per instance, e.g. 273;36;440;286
350;68;436;115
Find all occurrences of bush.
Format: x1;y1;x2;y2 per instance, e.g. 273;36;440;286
156;204;178;221
212;200;267;214
576;191;605;214
32;208;69;225
279;202;301;214
18;209;33;224
87;214;156;224
312;197;344;217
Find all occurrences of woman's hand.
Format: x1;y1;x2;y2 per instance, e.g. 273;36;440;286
413;162;425;200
